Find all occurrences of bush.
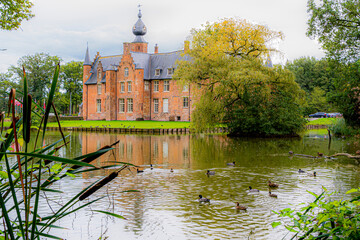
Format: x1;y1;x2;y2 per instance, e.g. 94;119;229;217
330;118;360;136
273;187;360;239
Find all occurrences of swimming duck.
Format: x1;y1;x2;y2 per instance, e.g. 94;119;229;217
269;191;277;198
235;202;247;210
307;171;316;177
198;195;210;203
249;186;260;192
137;168;144;173
268;180;279;188
170;168;174;173
150;164;153;170
317;152;323;157
227;162;235;166
298;169;305;173
207;170;215;176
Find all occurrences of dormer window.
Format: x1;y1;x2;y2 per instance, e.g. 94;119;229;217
124;67;129;77
155;69;161;76
167;68;174;75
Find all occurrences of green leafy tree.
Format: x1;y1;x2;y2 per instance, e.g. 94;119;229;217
175;18;305;136
59;61;83;115
307;0;360;62
303;87;328;116
9;53;62;102
0;0;34;30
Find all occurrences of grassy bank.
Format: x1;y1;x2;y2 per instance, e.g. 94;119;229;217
46;120;191;129
306;118;340;125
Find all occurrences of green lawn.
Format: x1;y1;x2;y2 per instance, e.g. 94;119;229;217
306;118;340;125
47;120;191;129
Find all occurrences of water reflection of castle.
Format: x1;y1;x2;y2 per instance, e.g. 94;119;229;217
81;133;191;173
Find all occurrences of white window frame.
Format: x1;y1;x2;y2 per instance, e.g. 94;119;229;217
120;82;125;93
127;98;133;113
144;81;149;91
164;80;169;92
96;99;101;113
124;67;129;77
167;68;174;75
154;99;159;113
127;81;132;92
155;69;161;76
154;81;159;92
163;98;168;113
119;98;125;113
183;97;189;108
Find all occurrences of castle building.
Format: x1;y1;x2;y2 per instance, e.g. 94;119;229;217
82;9;192;121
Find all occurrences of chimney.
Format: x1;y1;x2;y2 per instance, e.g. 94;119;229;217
154;44;158;54
184;40;190;53
123;42;131;55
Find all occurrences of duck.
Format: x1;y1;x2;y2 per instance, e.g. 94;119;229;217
227;162;235;166
317;152;324;157
137;168;144;173
248;186;260;192
170;168;174;173
268;180;279;188
269;191;278;198
150;164;153;170
198;195;210;203
289;151;294;155
235;202;247;210
298;169;305;173
307;171;317;177
207;170;215;176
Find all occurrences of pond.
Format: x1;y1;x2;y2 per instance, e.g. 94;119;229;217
41;130;360;239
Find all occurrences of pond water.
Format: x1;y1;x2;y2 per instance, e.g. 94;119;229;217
41;130;360;239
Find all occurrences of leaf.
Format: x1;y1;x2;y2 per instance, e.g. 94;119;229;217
2;152;95;167
93;210;126;220
271;221;281;228
346;189;358;194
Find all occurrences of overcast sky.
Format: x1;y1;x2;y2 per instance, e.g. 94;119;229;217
0;0;324;72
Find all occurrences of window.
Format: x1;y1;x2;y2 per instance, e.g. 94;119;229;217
155;69;161;76
182;84;189;92
164;80;169;92
96;99;101;112
124;67;129;77
144;81;149;91
167;68;174;75
127;98;133;113
98;71;101;79
154;81;159;92
119;98;125;112
127;81;132;92
163;98;168;113
120;82;125;92
154;99;159;113
183;97;189;108
97;83;101;95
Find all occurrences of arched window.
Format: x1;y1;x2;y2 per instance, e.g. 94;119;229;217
98;71;101;79
124;67;129;77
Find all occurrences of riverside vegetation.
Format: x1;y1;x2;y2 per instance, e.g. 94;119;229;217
0;65;134;239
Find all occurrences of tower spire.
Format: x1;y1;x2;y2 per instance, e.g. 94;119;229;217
84;43;91;66
132;6;147;43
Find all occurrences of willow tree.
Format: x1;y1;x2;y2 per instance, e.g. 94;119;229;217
175;18;306;136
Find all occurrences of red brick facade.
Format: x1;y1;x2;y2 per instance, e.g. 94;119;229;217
82;11;194;122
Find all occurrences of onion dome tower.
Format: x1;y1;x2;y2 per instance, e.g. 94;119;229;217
130;8;148;53
132;9;147;43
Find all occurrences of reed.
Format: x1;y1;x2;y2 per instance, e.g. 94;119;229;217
0;65;130;239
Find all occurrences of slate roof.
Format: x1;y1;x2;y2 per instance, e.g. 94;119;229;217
84;51;189;85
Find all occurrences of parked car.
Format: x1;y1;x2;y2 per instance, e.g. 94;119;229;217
327;113;342;118
309;112;328;118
